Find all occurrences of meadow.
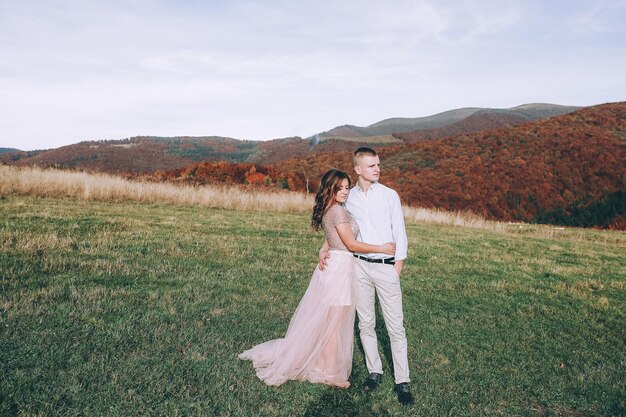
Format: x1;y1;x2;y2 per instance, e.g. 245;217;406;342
1;194;624;417
1;166;625;416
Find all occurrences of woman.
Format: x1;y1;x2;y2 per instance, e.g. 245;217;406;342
238;169;395;388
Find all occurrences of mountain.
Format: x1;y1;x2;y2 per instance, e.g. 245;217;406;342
0;136;259;173
273;102;626;228
0;148;21;154
1;103;581;172
3;101;622;228
510;103;583;119
0;135;403;173
319;103;579;139
395;110;530;143
320;107;483;138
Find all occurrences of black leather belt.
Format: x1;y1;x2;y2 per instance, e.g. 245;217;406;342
353;254;395;265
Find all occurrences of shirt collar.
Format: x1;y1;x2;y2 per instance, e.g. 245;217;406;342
355;181;378;193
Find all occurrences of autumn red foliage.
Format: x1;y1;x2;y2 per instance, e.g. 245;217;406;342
2;103;623;228
274;102;626;228
0;136;260;173
136;160;306;192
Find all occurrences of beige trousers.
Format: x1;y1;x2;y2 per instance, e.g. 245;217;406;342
355;259;410;384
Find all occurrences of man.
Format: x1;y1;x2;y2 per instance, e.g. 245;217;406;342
319;147;413;406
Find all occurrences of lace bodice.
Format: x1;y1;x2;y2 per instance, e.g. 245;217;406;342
322;204;359;251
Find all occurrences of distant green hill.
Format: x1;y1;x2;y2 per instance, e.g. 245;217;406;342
0;103;582;172
0;148;20;154
319;103;580;139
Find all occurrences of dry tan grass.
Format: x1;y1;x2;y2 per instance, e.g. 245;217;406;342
403;205;506;232
0;165;312;213
2;165;506;230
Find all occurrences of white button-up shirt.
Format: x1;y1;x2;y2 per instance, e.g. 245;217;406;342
345;181;408;261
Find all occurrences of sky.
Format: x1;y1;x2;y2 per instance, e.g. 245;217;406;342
1;0;625;151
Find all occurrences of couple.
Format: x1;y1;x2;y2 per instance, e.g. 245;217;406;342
239;147;413;406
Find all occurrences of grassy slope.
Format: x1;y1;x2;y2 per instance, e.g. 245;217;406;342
1;196;624;416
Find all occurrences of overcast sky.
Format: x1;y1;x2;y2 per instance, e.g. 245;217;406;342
1;0;624;150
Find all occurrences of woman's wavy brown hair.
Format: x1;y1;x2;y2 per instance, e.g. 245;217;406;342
311;169;351;231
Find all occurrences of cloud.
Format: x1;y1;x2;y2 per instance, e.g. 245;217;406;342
0;0;624;149
569;0;626;34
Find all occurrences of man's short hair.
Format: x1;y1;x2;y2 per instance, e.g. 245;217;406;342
353;147;377;165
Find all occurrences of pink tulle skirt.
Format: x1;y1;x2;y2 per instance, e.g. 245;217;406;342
239;250;357;387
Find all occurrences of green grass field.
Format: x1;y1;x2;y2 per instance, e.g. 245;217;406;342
1;196;624;416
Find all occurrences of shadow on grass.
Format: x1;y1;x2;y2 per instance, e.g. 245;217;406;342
302;389;367;417
302;300;400;416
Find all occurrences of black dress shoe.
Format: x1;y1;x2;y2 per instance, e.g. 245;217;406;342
395;382;414;406
362;373;382;391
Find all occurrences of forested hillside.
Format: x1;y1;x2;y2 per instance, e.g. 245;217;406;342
1;104;578;171
3;103;622;228
275;102;626;228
